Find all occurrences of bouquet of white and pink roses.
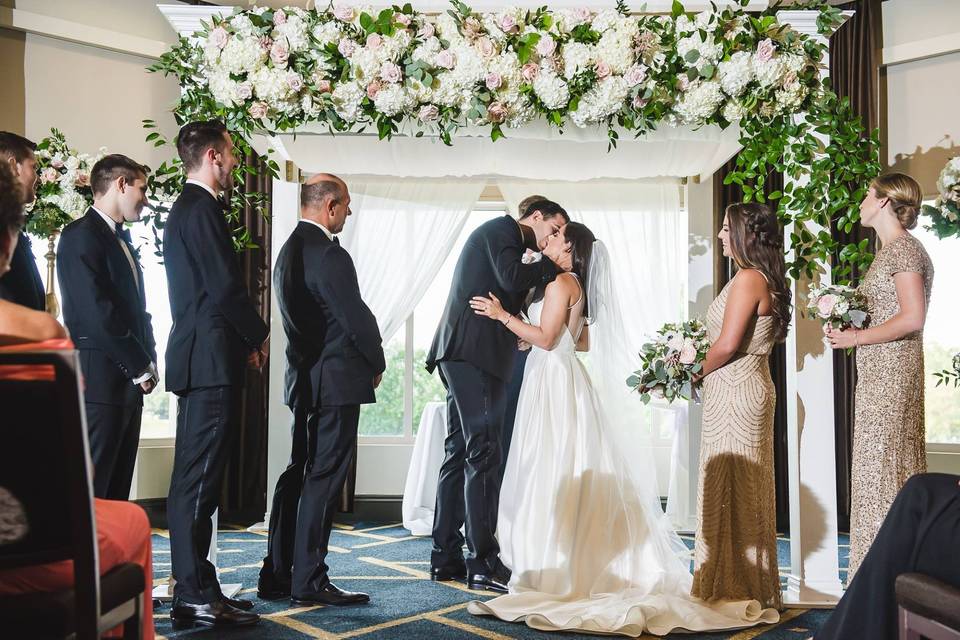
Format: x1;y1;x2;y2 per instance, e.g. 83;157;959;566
807;283;869;331
921;156;960;240
627;320;709;404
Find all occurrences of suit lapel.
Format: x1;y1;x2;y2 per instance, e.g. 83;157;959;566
84;209;143;306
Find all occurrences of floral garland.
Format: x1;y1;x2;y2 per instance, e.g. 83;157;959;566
26;129;102;238
921;156;960;240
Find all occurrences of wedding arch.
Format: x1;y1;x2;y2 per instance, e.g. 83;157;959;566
156;0;870;609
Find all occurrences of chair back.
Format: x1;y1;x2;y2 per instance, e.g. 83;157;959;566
0;350;101;638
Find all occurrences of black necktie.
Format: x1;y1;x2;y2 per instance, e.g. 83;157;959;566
114;222;132;245
333;236;340;246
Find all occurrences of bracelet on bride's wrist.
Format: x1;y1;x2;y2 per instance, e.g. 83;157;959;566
502;315;512;327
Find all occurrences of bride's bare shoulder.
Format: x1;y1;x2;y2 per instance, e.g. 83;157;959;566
546;272;580;302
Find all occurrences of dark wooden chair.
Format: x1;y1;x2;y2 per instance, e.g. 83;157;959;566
0;350;145;640
897;573;960;640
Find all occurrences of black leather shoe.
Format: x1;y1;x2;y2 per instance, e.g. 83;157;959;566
258;581;292;600
224;596;255;611
468;568;511;594
291;583;370;607
170;597;260;629
431;561;467;582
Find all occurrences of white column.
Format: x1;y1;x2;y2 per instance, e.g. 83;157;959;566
678;175;715;533
777;9;849;607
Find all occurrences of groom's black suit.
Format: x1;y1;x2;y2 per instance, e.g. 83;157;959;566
269;220;385;597
426;215;559;575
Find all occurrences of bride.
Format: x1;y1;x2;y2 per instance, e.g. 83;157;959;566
466;222;779;636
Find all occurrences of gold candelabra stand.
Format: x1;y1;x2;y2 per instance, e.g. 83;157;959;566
44;233;59;318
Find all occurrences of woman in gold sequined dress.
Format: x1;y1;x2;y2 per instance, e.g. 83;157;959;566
692;203;792;610
826;173;934;578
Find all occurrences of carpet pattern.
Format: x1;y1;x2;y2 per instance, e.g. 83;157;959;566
152;524;849;639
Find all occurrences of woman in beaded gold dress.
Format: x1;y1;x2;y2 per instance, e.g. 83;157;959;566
692;203;792;610
826;173;934;578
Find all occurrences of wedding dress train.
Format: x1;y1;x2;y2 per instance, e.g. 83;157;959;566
468;296;779;636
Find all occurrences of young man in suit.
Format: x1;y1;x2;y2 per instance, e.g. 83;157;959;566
265;173;385;607
164;121;268;629
57;154;157;500
426;199;571;593
0;132;44;310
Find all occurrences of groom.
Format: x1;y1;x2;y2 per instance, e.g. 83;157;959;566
426;199;571;592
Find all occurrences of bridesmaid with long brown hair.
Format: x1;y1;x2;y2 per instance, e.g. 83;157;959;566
692;202;791;610
826;173;933;578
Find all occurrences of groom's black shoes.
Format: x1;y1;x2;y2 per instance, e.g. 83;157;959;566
468;566;511;594
169;597;260;629
291;583;370;607
431;560;467;582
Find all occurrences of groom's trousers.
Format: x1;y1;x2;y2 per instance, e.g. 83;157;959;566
432;361;507;575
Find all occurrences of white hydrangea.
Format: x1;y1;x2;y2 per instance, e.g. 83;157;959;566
432;74;472;109
718;51;753;97
411;36;442;66
250;66;297;108
301;94;321;118
448;42;485;86
591;9;621;34
218;35;266;75
312;21;342;47
552;8;591;34
505;98;536;128
721;99;747;122
570;76;629;127
782;52;807;74
695;11;719;32
673;79;724;124
752;56;787;88
274;15;310;51
435;13;462;44
50;190;87;219
562;42;594;79
349;47;381;82
674;14;695;35
208;70;241;106
936;157;960;196
677;33;722;66
482;14;508;43
229;14;257;36
775;81;807;111
597;29;635;74
532;66;570;109
405;77;434;103
331;80;366;122
486;51;523;97
377;30;412;63
372;83;414;116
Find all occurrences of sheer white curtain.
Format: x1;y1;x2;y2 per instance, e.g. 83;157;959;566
338;178;486;342
497;180;689;521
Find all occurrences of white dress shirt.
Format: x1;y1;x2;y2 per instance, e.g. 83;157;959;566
301;217;336;241
185;178;220;201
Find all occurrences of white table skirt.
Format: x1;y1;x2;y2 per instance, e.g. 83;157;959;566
402;401;447;536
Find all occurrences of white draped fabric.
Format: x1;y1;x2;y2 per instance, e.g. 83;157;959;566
337;178;486;342
402;402;447;536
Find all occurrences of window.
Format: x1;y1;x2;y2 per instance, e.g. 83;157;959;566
917;214;960;444
359;207;505;441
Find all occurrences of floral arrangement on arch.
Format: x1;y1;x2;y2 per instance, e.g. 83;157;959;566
26;129;104;238
921;156;960;240
162;0;824;144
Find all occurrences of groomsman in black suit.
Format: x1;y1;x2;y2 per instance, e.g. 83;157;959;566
0;132;44;310
264;173;385;607
164;121;267;629
426;199;571;592
57;154;157;500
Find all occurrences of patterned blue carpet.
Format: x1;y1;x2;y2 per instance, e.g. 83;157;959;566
152;524;849;639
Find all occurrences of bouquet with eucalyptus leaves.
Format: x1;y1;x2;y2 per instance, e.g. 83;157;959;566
26;129;103;238
627;319;709;404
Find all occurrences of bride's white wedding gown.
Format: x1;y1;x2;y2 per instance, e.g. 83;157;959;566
468;294;779;636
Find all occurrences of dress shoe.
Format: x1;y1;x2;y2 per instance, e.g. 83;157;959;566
431;561;467;582
170;597;259;629
291;583;370;607
468;567;511;594
223;596;255;611
257;580;292;600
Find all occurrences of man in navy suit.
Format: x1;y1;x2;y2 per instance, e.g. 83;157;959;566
262;174;385;607
0;132;44;310
164;121;268;629
57;154;157;501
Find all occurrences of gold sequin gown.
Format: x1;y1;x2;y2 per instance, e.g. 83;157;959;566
692;279;781;610
848;233;934;577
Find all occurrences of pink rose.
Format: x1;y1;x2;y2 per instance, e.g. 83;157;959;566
316;79;332;93
366;80;381;99
287;74;304;91
476;37;496;59
816;294;838;318
624;64;648;87
418;22;435;39
236;81;253;100
677;75;691;91
594;61;611;79
338;38;357;57
333;6;355;22
632;95;648;109
487;101;508;124
248;102;269;119
273;10;287;25
40;167;59;184
50;157;64;169
258;35;273;51
535;36;556;57
679;344;698;365
380;62;402;83
498;14;518;33
209;26;229;49
74;171;90;188
366;33;383;50
635;30;657;54
436;50;456;69
418;104;440;122
521;62;540;82
755;38;775;63
395;13;411;27
485;72;502;90
270;40;290;65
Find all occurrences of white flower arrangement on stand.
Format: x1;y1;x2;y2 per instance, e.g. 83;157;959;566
921;156;960;239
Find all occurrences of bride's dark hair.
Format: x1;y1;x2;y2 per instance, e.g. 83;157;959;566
562;221;596;319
